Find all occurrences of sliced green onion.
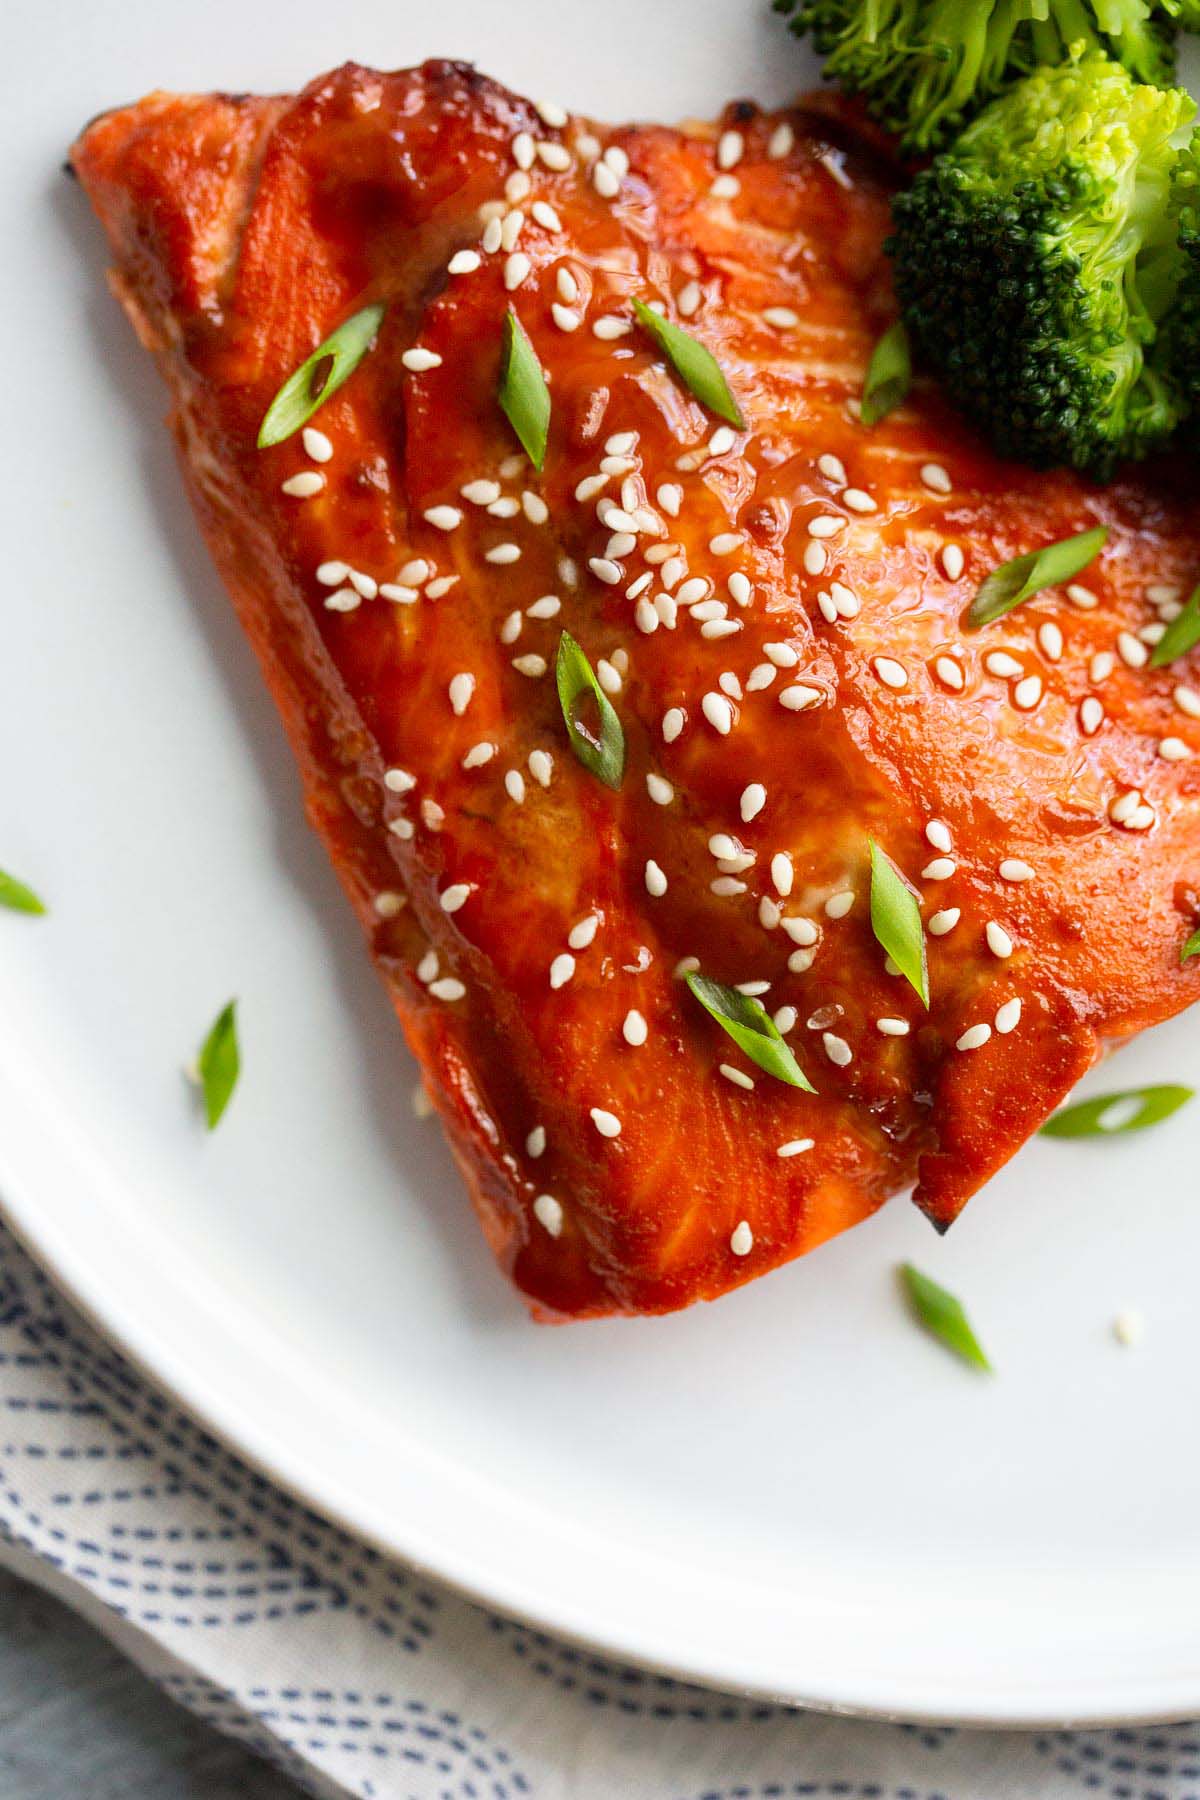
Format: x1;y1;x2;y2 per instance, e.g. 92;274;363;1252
1040;1084;1193;1138
498;307;550;470
555;631;625;790
0;869;45;915
968;525;1107;629
195;1000;240;1131
686;973;816;1091
632;299;744;428
257;303;385;448
900;1263;991;1372
868;840;928;1007
1182;926;1200;965
860;320;910;426
1149;583;1200;669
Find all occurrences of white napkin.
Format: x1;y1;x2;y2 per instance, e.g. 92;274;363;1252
0;1220;1194;1800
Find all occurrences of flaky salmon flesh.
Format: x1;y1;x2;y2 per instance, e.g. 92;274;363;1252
71;60;1200;1320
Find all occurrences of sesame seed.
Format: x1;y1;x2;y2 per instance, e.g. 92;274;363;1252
533;1193;563;1237
621;1009;648;1048
711;876;747;897
823;1032;852;1067
595;313;633;340
662;707;685;742
825;891;855;919
676;577;710;608
709;532;743;556
1112;1308;1143;1347
302;425;333;463
1079;697;1104;736
921;857;956;881
873;657;908;690
398;559;431;585
421;799;445;831
590;1106;622;1138
1090;652;1115;683
927;908;960;936
593;161;620;198
924;823;951;855
531;201;563;234
536;140;571;172
1012;674;1042;711
316;561;349;585
384;768;416;794
779;684;822;712
447;249;481;276
1038;621;1064;662
702;620;742;641
645;860;668;897
448;672;476;715
281;471;324;498
512;130;535;170
536;97;569;129
440;883;471;914
461;742;495;770
994;997;1022;1035
512;653;547;678
505;170;531;204
549;953;576;990
417;950;438;985
941;543;964;581
804;541;828;575
402;347;443;372
768;121;795;159
739;782;767;822
717;128;744;170
462;479;501;505
777;1138;814;1161
505;770;526;803
769;851;794;897
1176;685;1200;719
556;269;580;306
389;817;414;840
764;305;799;329
323;588;360;613
575;474;609;503
720;1064;755;1091
596;658;622;694
429;977;466;1002
729;1219;754;1257
985;652;1022;679
728;573;752;609
526;1124;547;1159
677;279;703;317
808;515;843;538
588;557;622;586
529;748;553;786
956;1023;991;1052
772;1004;796;1031
1118;631;1149;670
934;656;964;692
552;303;581;332
499;611;522;645
999;859;1035;886
702;692;735;734
1140;622;1167;646
920;462;951;494
568;915;598;952
604;144;629;176
788;947;816;973
1159;735;1192;761
843;487;875;513
984;922;1013;961
373;891;404;918
710;173;740;199
424;505;462;531
1067;584;1098;610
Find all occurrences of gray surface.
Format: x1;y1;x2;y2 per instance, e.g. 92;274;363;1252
0;1568;306;1800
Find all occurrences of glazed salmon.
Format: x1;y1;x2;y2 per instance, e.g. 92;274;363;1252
71;60;1200;1320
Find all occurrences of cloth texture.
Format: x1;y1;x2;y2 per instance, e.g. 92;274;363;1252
0;1219;1196;1800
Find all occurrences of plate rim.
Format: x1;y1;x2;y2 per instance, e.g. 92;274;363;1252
3;1151;1199;1732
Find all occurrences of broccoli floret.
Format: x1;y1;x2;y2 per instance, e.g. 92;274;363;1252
773;0;1177;152
1158;0;1200;25
887;54;1193;477
1162;125;1200;410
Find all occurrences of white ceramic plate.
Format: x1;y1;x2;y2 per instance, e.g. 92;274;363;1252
6;0;1200;1727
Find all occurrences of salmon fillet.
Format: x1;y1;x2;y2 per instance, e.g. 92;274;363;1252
70;60;1200;1320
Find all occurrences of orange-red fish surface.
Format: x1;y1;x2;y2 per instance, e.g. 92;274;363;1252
71;61;1200;1319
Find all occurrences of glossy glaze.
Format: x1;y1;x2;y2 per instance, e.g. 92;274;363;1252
73;62;1200;1318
